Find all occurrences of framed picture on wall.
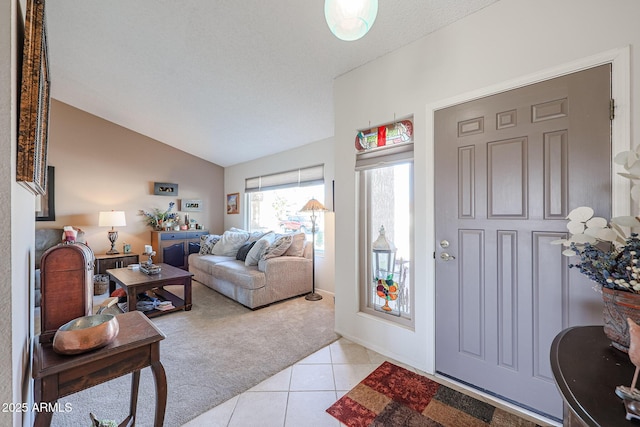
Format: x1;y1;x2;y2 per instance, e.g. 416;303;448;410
154;182;178;196
181;199;203;212
17;0;50;196
226;193;239;214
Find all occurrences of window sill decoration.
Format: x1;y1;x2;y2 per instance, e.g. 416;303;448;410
355;119;413;152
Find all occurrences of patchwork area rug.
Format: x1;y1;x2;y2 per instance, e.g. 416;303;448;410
327;361;542;427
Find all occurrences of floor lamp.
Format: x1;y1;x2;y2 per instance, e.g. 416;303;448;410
300;198;327;301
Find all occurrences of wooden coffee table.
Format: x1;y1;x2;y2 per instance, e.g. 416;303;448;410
107;263;193;318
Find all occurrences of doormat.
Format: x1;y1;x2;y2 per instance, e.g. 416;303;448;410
326;361;542;427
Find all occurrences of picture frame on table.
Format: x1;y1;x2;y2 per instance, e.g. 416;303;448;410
17;0;50;196
226;193;239;214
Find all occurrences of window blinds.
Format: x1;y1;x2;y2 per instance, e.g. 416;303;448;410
245;164;324;193
355;143;414;171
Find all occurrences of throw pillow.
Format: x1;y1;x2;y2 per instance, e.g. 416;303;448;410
236;241;256;261
230;227;267;243
284;232;306;257
199;234;221;255
211;230;250;256
263;234;293;259
244;233;276;266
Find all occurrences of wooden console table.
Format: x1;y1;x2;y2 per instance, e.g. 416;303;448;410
550;325;635;426
32;311;167;427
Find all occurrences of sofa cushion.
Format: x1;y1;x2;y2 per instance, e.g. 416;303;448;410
212;260;266;290
199;234;221;255
263;234;293;259
245;233;276;266
212;230;250;256
284;232;306;257
189;254;236;275
236;241;256;261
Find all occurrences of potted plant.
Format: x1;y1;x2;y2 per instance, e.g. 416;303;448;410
138;202;178;230
554;147;640;352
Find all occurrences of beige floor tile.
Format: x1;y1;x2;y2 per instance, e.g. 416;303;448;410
284;391;340;427
228;391;288;427
290;364;336;391
249;366;292;391
329;341;372;364
298;346;333;364
332;363;379;391
181;395;238;427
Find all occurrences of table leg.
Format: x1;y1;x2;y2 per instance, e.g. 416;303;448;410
127;287;137;312
129;370;141;423
33;377;56;427
150;360;167;427
184;277;192;311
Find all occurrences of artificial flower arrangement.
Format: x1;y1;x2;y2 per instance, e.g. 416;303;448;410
553;147;640;293
139;202;178;230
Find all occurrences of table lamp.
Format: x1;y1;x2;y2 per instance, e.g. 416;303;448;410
300;198;328;301
99;210;126;254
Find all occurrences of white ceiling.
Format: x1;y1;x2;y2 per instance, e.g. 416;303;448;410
46;0;499;167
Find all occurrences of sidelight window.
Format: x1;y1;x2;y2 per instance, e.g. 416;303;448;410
357;144;414;326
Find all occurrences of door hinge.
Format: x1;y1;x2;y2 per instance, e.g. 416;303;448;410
610;98;615;120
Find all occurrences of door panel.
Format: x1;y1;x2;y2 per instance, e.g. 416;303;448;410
434;64;611;419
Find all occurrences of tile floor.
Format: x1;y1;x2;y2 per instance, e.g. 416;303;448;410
182;337;387;427
181;338;555;427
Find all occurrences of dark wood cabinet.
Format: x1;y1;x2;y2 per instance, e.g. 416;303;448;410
151;230;208;270
95;253;140;274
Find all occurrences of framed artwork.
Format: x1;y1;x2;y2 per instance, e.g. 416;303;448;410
154;182;178;196
181;199;203;212
226;193;239;214
17;0;50;196
35;165;55;221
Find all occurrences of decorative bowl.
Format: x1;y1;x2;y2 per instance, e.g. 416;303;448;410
52;314;119;355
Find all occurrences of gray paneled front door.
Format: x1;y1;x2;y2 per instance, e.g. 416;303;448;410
434;64;611;419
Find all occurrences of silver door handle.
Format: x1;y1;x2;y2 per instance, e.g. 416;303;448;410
440;252;456;261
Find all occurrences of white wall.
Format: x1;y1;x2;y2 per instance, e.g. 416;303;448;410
224;138;336;294
334;0;640;372
4;1;36;426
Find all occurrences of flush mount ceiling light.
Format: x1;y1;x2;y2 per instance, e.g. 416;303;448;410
324;0;378;41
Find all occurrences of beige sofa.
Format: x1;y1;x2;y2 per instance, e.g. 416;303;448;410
188;236;313;309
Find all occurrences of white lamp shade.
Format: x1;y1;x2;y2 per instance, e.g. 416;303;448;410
99;211;126;227
324;0;378;41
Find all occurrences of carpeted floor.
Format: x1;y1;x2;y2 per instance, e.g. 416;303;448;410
50;281;339;427
327;361;542;427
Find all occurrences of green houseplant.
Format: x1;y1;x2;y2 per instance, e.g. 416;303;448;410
554;147;640;351
138;202;178;230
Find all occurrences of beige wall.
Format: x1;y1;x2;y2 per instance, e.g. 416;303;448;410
5;1;38;426
39;100;226;255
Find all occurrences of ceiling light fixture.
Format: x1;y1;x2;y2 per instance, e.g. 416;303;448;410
324;0;378;41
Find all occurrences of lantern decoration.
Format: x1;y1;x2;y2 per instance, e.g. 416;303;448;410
372;225;400;315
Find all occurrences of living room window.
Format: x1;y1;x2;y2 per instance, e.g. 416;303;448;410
245;165;325;250
357;144;414;326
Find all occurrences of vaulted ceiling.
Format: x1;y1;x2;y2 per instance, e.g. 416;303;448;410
46;0;499;167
